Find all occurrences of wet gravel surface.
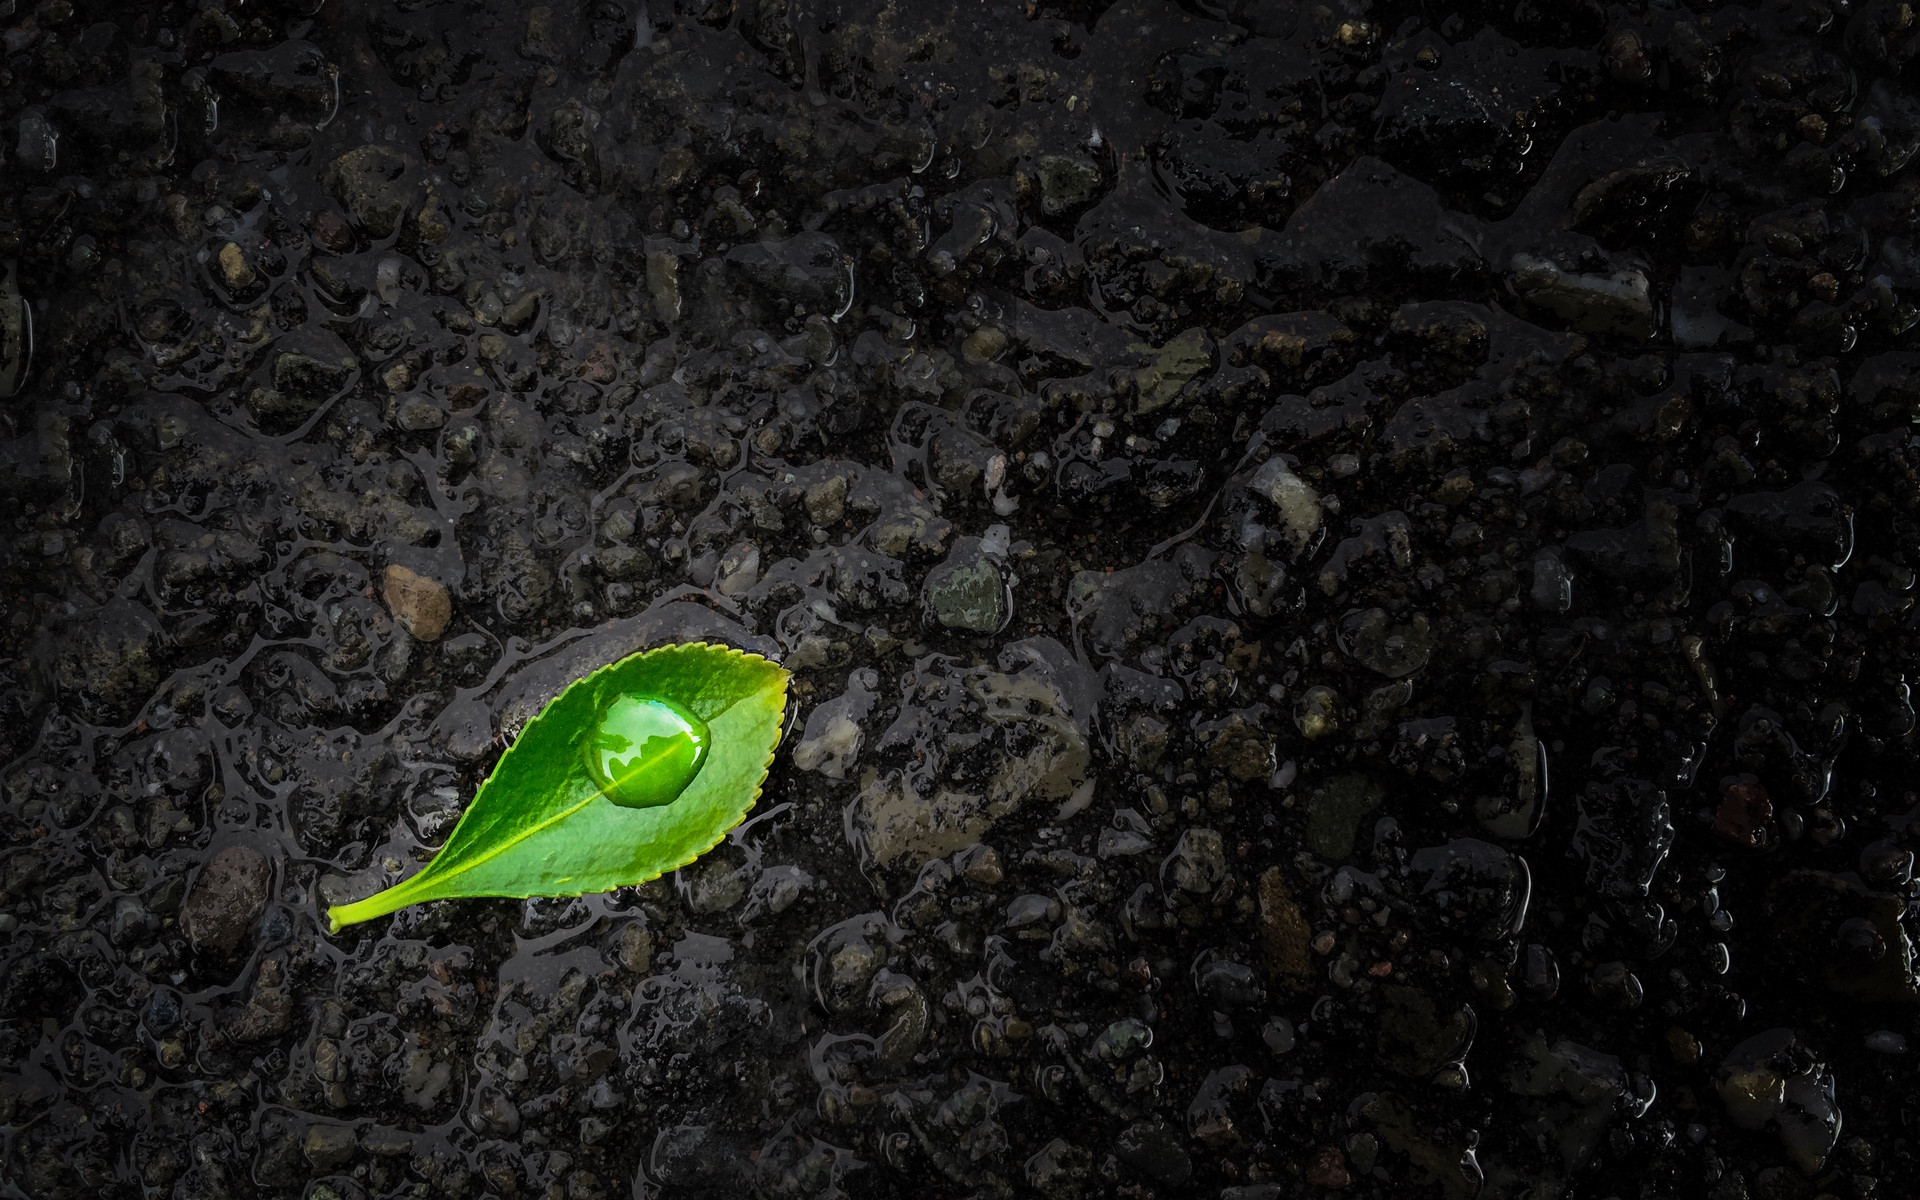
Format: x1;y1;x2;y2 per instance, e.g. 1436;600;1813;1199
4;0;1920;1197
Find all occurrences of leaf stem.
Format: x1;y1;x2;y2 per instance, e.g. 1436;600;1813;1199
327;877;431;933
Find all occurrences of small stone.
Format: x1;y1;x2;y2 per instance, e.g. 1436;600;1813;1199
1470;957;1516;1010
1510;253;1654;338
960;845;1004;886
715;542;762;596
1296;684;1342;740
1668;1027;1701;1064
416;197;451;242
597;544;650;582
1203;711;1276;780
1258;867;1316;990
1;266;27;400
616;923;655;973
648;251;683;323
654;145;699;190
310;210;354;253
805;473;848;524
273;344;356;401
1024;1138;1092;1196
1249;457;1323;555
393;396;446;431
217;242;255;290
1865;1030;1907;1054
1118;713;1170;771
382;564;453;643
1434;470;1475;505
1375;984;1469;1076
726;232;852;311
1163;828;1227;893
576;341;618;383
227;959;295;1040
399;1051;451;1110
788;634;833;669
1714;779;1773;849
791;712;863;777
854;776;993;869
925;540;1006;633
1589;960;1644;1009
1606;31;1650;83
325;145;420;238
1343;608;1435;678
1036;154;1103;216
381;362;412;392
303;1124;356;1172
1130;327;1214;415
962;326;1007;363
1305;1146;1352;1189
502;291;540;331
180;844;272;954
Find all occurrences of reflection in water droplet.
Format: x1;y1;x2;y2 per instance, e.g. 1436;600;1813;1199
586;695;708;808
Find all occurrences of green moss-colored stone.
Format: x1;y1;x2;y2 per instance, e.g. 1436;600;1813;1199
926;556;1006;633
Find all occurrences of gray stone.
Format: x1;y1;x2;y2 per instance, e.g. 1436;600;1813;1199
616;922;655;973
1025;1137;1092;1198
393;396;447;431
1036;154;1103;216
1201;710;1276;781
1343;608;1435;678
226;959;294;1040
1510;253;1654;338
804;473;848;524
180;844;272;954
274;343;355;399
1249;456;1323;556
1163;828;1227;893
1130;327;1213;415
303;1123;356;1172
850;654;1089;872
597;543;650;582
725;232;850;312
925;540;1006;633
325;145;419;238
715;542;761;596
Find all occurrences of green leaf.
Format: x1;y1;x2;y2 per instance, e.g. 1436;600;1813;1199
327;642;789;933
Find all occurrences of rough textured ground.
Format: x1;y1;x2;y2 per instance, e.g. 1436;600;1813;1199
3;0;1919;1197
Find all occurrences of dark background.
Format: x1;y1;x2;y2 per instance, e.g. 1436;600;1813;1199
1;0;1918;1197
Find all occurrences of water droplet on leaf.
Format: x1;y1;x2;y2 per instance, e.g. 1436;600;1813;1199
587;695;709;808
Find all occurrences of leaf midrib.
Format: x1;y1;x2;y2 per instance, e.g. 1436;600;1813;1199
419;690;757;895
413;786;603;896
